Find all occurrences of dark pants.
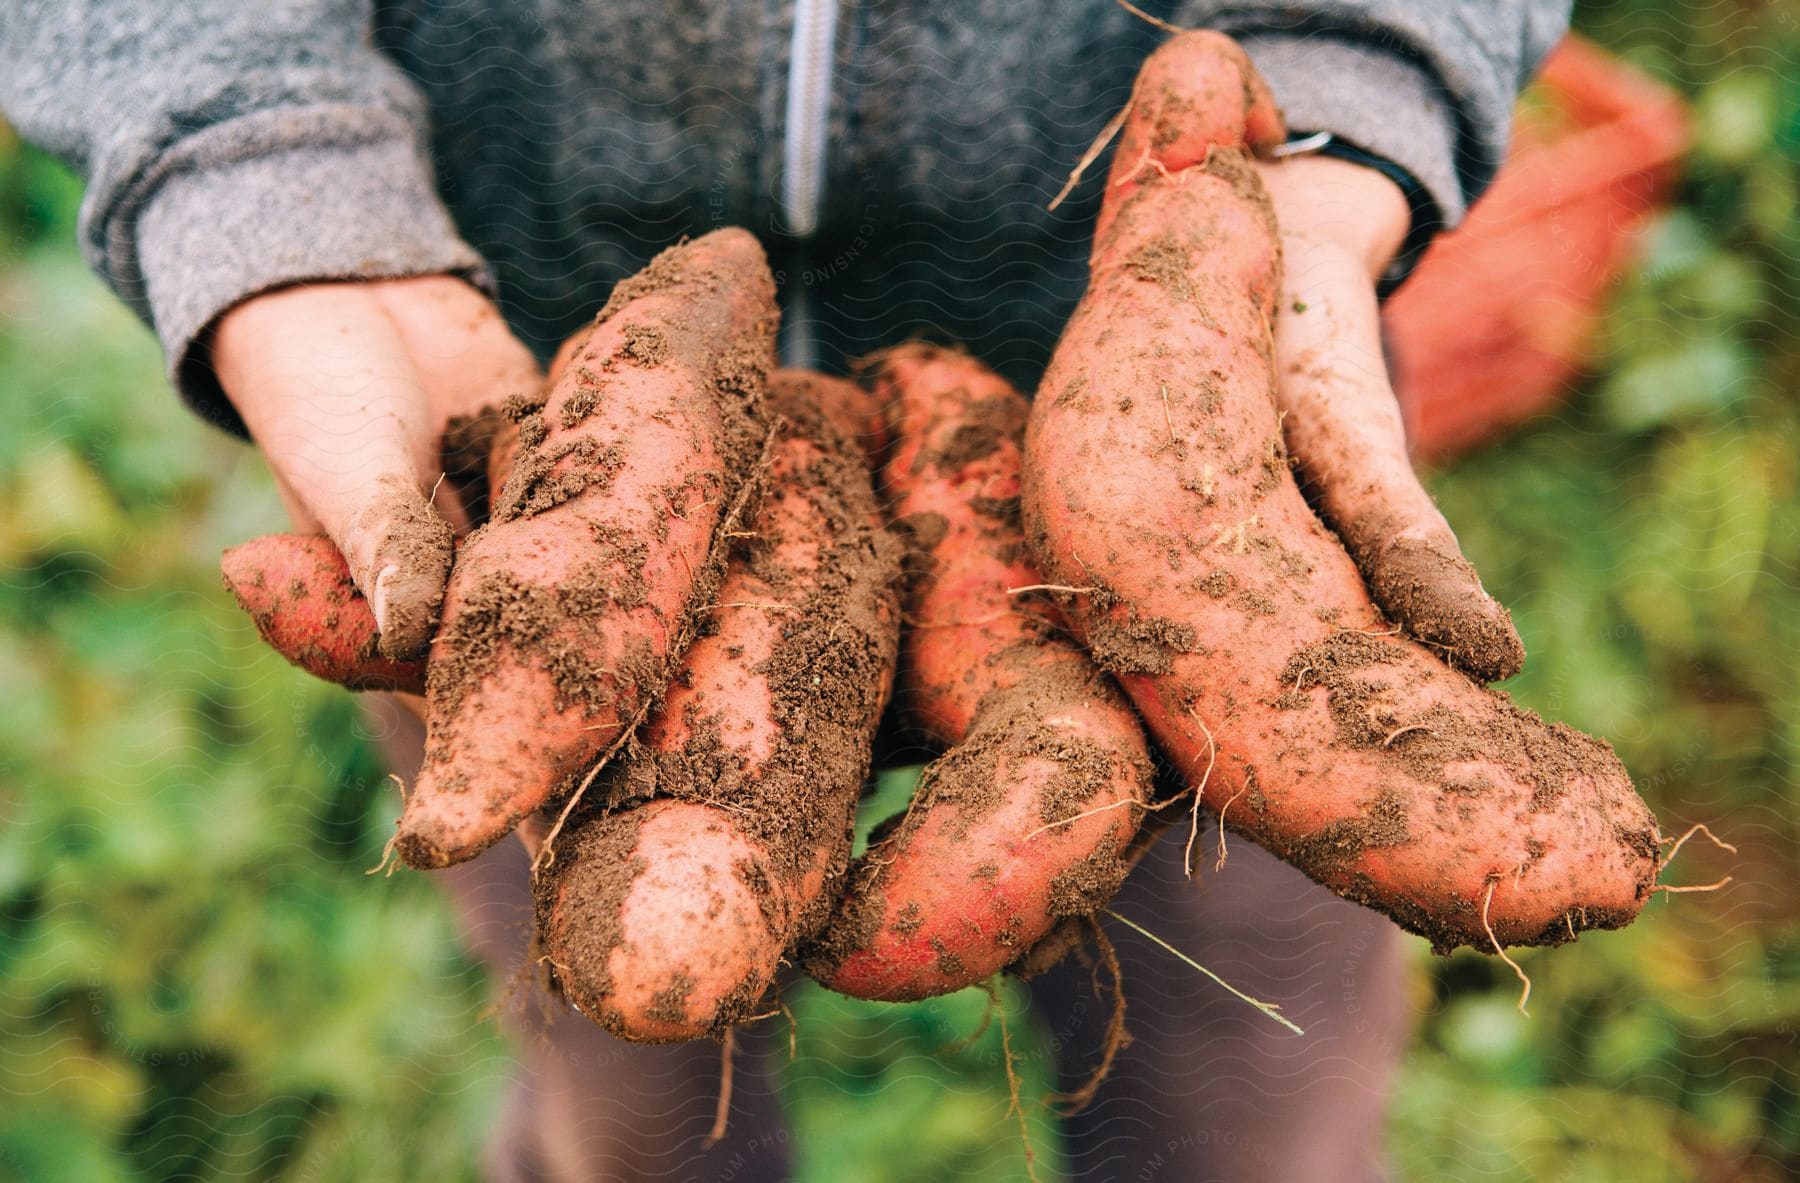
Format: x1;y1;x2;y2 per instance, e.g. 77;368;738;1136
366;698;1408;1183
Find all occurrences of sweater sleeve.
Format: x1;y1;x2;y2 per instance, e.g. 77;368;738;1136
0;0;492;433
1174;1;1571;276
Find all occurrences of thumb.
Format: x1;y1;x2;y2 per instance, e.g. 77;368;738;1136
214;282;454;661
1274;234;1526;683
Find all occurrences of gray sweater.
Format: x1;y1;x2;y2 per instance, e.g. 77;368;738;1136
1;1;1568;433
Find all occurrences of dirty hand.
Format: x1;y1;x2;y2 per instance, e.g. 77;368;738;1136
212;276;542;661
1258;154;1524;681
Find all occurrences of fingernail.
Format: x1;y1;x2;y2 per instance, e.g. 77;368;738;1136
372;562;400;636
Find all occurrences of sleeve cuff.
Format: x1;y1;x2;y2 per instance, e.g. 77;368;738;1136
1237;32;1464;289
130;107;492;435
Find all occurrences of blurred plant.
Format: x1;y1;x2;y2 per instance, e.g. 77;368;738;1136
0;132;509;1181
1387;4;1799;1179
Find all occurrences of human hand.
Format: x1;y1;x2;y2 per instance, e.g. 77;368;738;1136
1258;154;1525;681
212;276;542;661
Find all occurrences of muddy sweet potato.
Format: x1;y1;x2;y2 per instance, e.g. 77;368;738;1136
222;534;427;694
534;372;902;1041
1022;32;1661;952
395;229;778;869
223;406;523;696
804;345;1153;1001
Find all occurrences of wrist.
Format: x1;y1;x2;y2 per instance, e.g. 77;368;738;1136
1256;153;1411;282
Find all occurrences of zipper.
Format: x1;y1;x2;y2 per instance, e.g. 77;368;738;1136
781;0;841;238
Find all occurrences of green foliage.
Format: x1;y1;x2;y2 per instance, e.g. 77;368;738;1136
1387;4;1800;1178
784;978;1068;1183
0;136;508;1182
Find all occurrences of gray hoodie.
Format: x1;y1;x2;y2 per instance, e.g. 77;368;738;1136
1;1;1569;433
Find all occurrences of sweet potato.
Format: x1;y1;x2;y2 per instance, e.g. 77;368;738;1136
534;371;902;1041
397;229;778;869
805;345;1153;1001
1021;32;1661;952
222;410;521;696
222;534;427;694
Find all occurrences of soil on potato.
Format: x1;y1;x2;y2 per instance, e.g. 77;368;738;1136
803;655;1142;982
534;379;904;1032
1023;137;1658;954
361;472;455;661
801;347;1151;986
419;235;775;772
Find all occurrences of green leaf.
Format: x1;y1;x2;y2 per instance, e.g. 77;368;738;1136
1596;336;1751;430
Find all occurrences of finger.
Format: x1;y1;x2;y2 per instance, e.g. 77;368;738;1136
377;277;543;532
269;470;322;533
220;533;428;694
215;284;454;661
1274;233;1526;682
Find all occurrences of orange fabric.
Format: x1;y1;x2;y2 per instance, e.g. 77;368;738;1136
1385;35;1690;463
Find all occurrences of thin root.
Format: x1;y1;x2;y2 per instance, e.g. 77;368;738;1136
1104;908;1302;1035
1382;724;1434;748
1048;102;1131;212
938;990;998;1057
1183;718;1219;878
1214;786;1246;872
366;830;401;877
1113;0;1184;33
1651;823;1738;897
531;695;656;877
1007;583;1099;597
1658;822;1739;868
1053;917;1129;1114
1022;795;1146;841
991;980;1042;1183
1651;877;1734;896
1113;145;1177;190
1481;878;1532;1016
704;1029;735;1148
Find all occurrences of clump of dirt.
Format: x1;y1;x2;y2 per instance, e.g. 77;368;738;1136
1086;609;1199;675
1277;630;1606;810
534;809;647;1030
1195;569;1235;598
1231;588;1277;616
420;564;669;770
1363;535;1527;683
1122;233;1197;305
1045;841;1130;919
619;323;671;367
645;973;696;1027
559;382;602;430
1263;626;1659;950
909;393;1023;475
1278;785;1412;880
359;472;455;662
